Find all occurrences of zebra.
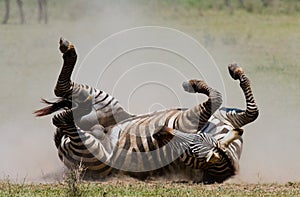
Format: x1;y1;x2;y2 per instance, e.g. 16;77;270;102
35;38;258;183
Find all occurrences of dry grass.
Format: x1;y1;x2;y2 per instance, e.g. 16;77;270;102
1;179;300;196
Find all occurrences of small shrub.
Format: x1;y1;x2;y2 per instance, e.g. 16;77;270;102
64;162;86;197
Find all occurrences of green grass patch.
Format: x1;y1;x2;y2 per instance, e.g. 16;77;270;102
1;180;300;197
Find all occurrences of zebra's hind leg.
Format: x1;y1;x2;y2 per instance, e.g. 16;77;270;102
54;38;77;98
34;38;78;116
52;96;113;177
55;38;93;111
226;63;259;128
177;80;223;133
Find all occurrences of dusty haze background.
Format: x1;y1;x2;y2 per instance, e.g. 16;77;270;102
0;0;299;183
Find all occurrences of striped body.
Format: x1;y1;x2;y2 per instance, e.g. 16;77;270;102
35;39;258;183
54;103;243;182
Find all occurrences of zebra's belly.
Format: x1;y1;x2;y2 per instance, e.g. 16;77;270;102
106;113;184;172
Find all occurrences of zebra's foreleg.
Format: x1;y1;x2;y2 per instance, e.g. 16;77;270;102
153;126;222;165
2;0;10;24
177;80;223;133
227;64;259;128
183;80;223;113
218;128;243;151
38;0;48;24
16;0;25;24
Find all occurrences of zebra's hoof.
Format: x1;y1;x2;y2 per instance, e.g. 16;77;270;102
59;37;75;55
183;80;209;94
228;63;244;80
182;81;195;93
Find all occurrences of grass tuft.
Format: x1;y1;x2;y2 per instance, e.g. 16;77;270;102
64;162;86;197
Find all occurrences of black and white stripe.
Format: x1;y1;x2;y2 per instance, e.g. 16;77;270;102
35;39;258;183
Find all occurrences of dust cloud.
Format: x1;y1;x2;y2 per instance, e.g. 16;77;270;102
0;1;299;183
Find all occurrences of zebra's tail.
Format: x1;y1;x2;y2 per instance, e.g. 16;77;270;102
34;98;72;117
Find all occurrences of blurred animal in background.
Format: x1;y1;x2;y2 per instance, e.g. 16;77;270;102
2;0;47;24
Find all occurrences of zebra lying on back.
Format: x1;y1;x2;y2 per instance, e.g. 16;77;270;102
35;38;258;183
